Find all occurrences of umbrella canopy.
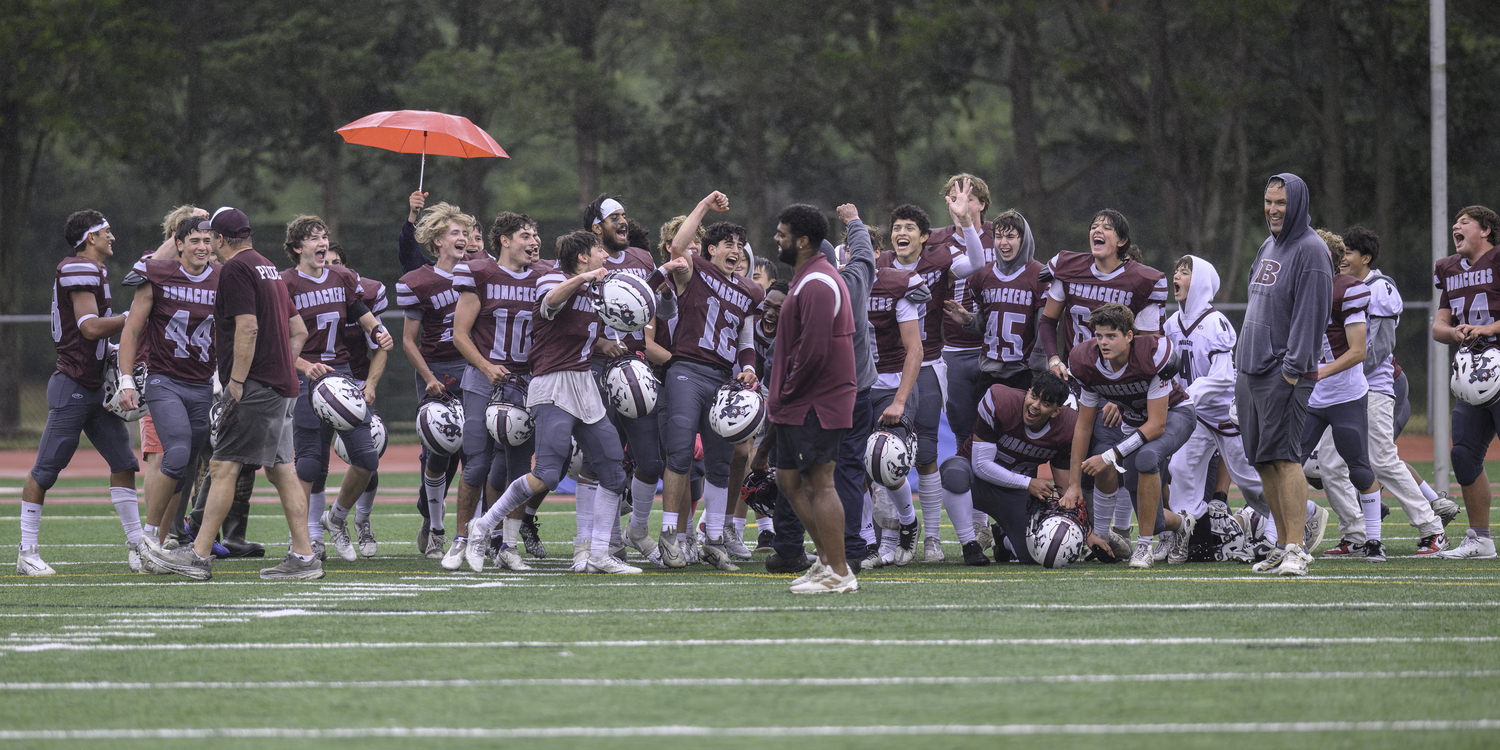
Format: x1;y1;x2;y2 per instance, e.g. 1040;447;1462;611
336;110;508;158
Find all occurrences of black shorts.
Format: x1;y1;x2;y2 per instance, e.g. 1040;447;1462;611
773;408;846;472
1236;371;1313;465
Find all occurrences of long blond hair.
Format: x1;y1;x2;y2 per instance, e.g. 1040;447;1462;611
160;205;202;240
415;202;476;259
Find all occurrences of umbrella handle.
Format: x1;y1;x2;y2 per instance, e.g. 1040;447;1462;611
418;131;427;192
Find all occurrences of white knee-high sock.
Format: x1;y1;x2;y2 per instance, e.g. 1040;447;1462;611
944;489;977;544
424;472;448;532
919;471;942;539
756;515;773;534
1360;491;1382;541
1092;489;1113;538
704;482;728;541
574;482;597;545
502;517;520;546
480;477;538;529
860;493;876;546
1418;480;1439;503
111;487;141;545
307;491;326;539
889;478;916;525
661;511;679;535
971;510;987;532
1112;488;1134;530
20;502;41;548
355;489;375;523
590;486;621;556
630;477;656;529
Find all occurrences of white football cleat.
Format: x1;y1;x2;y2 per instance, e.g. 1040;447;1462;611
923;537;945;563
17;545;55;576
493;544;532;571
585;554;642;574
464;519;491;573
1128;538;1154;569
441;537;468;571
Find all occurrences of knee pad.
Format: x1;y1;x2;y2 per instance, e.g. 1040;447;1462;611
311;476;326;495
1132;446;1165;476
424;451;452;475
1349;463;1376;494
295;452;328;484
486;454;508;493
940;456;973;494
159;444;193;482
915;436;938;468
1452;444;1486;488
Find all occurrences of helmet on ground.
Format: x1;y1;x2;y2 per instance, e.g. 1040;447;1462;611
335;412;388;464
1452;342;1500;408
1026;514;1086;569
864;416;916;490
708;380;766;444
485;375;534;447
417;393;465;456
311;373;368;431
741;468;777;518
603;354;659;418
595;271;655;333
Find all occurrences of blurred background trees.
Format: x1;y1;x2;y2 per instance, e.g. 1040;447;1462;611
1;0;1495;437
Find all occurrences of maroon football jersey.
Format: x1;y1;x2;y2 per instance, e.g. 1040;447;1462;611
454;258;545;373
530;269;602;377
396;264;467;364
282;265;365;366
1326;274;1371;360
958;385;1078;474
1068;334;1187;428
599;246;658;354
1047;251;1169;357
1435;246;1500;335
926;221;995;350
867;267;924;375
343;276;387;382
50;256;113;389
671;255;762;371
877;245;961;362
968;259;1047;364
139;259;218;384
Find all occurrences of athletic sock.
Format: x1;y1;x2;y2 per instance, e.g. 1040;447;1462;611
1092;489;1113;538
891;479;917;525
919;471;942;539
502;517;520;546
1307;499;1319;518
307;491;327;540
590;486;621;556
1263;516;1279;546
1475;527;1491;539
143;523;158;540
756;515;773;534
574;482;597;545
424;472;448;532
661;511;679;535
704;482;728;542
1418;480;1439;503
110;487;142;545
525;505;537;517
331;502;351;522
971;509;987;533
630;477;656;529
610;513;625;550
355;489;375;523
733;516;747;536
1112;488;1134;530
944;489;977;544
20;502;41;548
1361;490;1383;541
293;552;314;562
481;477;538;530
860;494;877;547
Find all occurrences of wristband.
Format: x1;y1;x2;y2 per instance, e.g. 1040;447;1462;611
1113;431;1146;458
121;310;130;320
1100;449;1124;474
118;375;136;392
76;313;98;327
231;378;246;385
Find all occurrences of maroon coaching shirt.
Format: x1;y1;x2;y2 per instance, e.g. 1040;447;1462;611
216;248;298;397
769;254;855;429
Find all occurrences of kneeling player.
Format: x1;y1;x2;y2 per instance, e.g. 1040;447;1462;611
940;373;1094;565
1063;304;1196;569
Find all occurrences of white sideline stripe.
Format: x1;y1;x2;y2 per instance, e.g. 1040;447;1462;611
0;721;1497;740
3;636;1498;653
4;670;1498;691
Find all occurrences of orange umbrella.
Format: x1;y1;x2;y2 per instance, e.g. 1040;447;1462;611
336;110;508;190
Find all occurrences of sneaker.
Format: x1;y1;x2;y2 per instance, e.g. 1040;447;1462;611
259;552;325;580
1415;533;1448;556
658;525;687;568
463;519;492;572
519;515;546;558
755;529;774;554
1322;539;1365;557
961;540;990;567
924;537;945;563
320;511;357;563
682;533;701;565
128;540;143;573
1105;530;1133;560
624;522;659;560
1272;543;1312;576
790;568;858;594
493;544;533;571
441;537;468;571
1128;538;1154;569
354;517;378;557
791;558;826;585
1151;533;1172;562
16;545;56;576
858;549;883;571
1436;528;1498;559
723;526;754;560
1252;547;1287;573
416;517;430;559
1431;495;1461;527
893;521;917;566
1361;539;1387;562
310;539;327;562
974;522;994;551
1304;504;1330;553
150;545;211;580
585;554;642;574
137;536;167;574
700;540;742;571
766;552;815;574
425;530;446;560
1168;513;1196;565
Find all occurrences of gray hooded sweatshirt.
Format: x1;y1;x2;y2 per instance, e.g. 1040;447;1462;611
822;221;876;391
1237;173;1333;380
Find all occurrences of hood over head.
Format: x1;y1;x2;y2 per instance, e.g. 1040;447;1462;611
996;212;1035;277
1269;172;1312;246
1180;254;1220;323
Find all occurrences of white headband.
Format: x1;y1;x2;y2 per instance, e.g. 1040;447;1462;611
74;220;109;248
593;199;624;225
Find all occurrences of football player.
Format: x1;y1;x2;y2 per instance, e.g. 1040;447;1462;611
1432;205;1500;559
931;173;996;452
863;259;927;567
1063;303;1196;569
1041;209;1169;555
17;211;140;576
875;180;989;561
397;203;474;558
281;216;393;563
465;230;639;574
324;241;388;557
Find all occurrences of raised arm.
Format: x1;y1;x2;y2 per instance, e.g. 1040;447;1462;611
945;179;989;279
670;191;730;290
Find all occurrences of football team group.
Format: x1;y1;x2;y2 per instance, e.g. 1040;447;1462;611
14;169;1499;592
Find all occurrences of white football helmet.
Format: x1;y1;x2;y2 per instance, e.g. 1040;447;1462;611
1452;342;1500;408
209;395;232;449
708;380;767;444
335;412;388;464
310;373;368;431
864;417;916;490
485;376;534;447
417;393;465;456
595;271;655;333
603;355;659;418
101;345;148;422
565;437;585;482
1026;514;1086;569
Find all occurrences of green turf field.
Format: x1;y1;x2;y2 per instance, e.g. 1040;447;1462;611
1;467;1498;748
